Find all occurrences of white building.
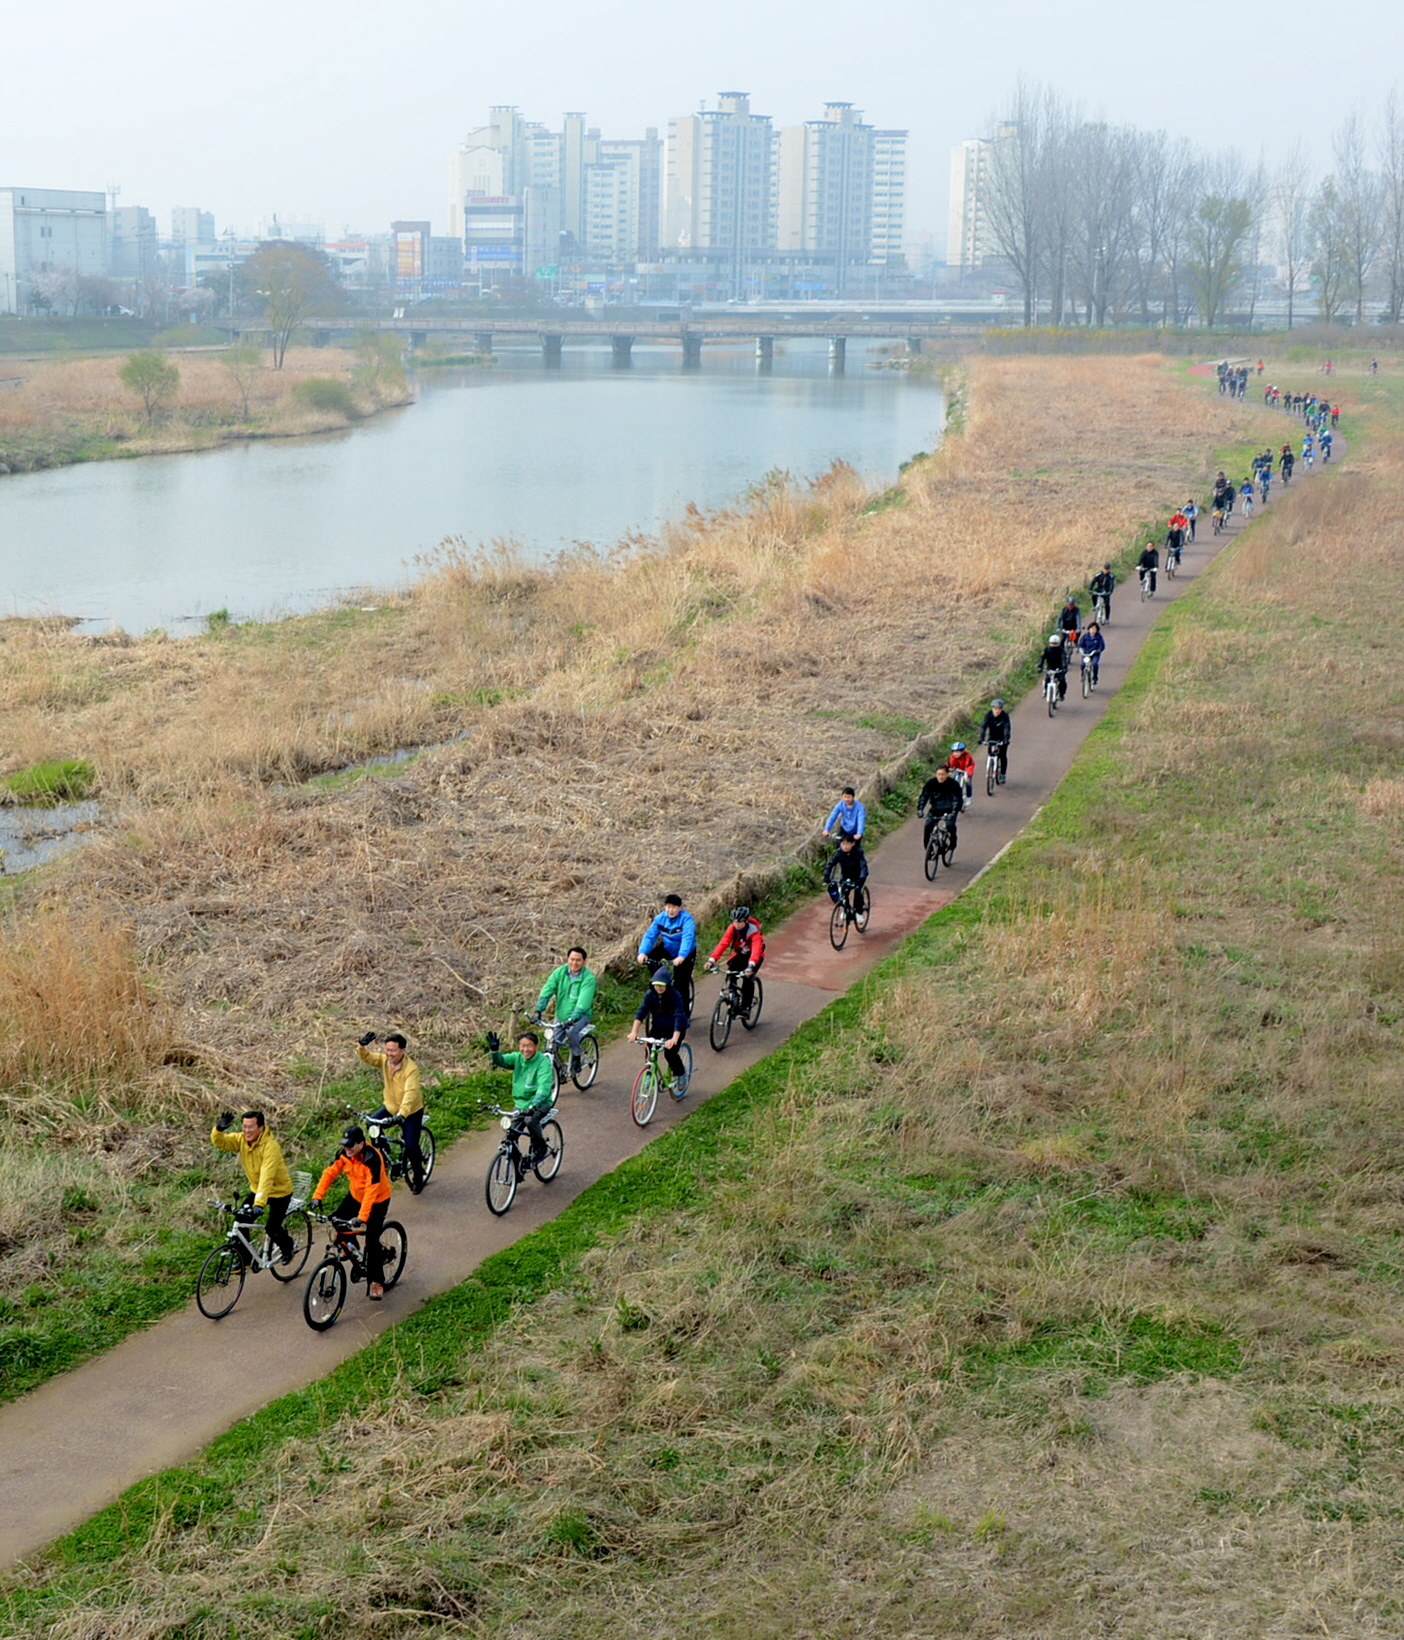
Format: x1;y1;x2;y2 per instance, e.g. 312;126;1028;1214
775;103;906;286
948;124;1016;273
665;92;775;295
870;129;907;268
0;186;107;314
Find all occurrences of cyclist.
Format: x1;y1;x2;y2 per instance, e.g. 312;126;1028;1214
704;906;765;1013
822;786;866;842
1056;597;1081;638
627;970;690;1089
917;764;963;855
1137;541;1159;597
1281;444;1294;484
484;1028;556;1165
1321;428;1333;463
210;1109;296;1264
1076;621;1106;687
355;1030;424;1191
1164;512;1186;570
824;831;869;913
533;945;597;1078
1239;477;1255;520
1182;499;1198;542
637;894;697;1015
946;740;976;806
1089;563;1116;622
1039;631;1069;700
978;699;1011;782
310;1124;393;1299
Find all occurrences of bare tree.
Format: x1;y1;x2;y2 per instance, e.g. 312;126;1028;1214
1310;178;1351;320
220;343;261;420
983;83;1061;326
1333;112;1382;323
1274;144;1314;329
29;266;81;316
1378;92;1404;323
1185;155;1255;328
243;243;341;368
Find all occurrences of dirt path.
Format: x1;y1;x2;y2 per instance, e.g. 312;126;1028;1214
0;418;1313;1569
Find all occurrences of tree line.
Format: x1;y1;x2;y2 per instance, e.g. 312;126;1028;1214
981;83;1404;328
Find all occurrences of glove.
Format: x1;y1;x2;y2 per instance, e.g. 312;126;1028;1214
704;959;716;973
529;1011;542;1024
235;1202;263;1224
358;1031;377;1047
745;965;756;975
485;1031;500;1053
215;1111;235;1132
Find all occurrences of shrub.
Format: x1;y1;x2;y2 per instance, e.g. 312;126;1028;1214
291;376;358;418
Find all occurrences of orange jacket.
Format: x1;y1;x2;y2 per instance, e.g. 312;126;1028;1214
314;1145;391;1214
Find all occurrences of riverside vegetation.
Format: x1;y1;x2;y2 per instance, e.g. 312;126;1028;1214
0;334;410;472
0;355;1254;1397
4;352;1404;1634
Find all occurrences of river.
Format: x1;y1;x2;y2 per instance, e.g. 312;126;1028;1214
0;340;942;636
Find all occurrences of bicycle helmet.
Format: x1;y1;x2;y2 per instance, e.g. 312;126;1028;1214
341;1124;364;1149
1050;633;1063;644
730;905;750;924
992;699;1005;709
951;741;966;752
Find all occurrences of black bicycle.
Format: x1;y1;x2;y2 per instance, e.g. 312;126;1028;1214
356;1108;436;1194
302;1210;408;1330
829;879;871;950
706;964;764;1051
485;1106;564;1215
195;1173;315;1320
923;814;957;879
983;740;1008;796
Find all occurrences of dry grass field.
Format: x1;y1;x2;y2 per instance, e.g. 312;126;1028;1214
9;363;1404;1637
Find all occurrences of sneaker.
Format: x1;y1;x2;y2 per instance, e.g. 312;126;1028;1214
569;1057;581;1075
368;1283;384;1301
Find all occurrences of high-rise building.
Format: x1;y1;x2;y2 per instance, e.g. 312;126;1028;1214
870;129;907;268
775;102;907;287
0;186;107;314
948;124;1016;273
170;207;215;246
108;205;159;280
665;92;775;279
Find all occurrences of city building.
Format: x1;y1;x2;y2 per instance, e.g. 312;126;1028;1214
870;129;908;268
108;205;158;282
948;124;1016;273
665;92;775;283
0;186;108;314
170;207;215;246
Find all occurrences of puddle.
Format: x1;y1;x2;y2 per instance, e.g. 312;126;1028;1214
0;799;101;874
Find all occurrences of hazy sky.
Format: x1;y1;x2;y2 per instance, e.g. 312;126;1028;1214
3;0;1400;244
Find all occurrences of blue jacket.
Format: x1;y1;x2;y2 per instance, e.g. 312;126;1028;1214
824;799;866;838
1076;630;1105;658
638;908;696;962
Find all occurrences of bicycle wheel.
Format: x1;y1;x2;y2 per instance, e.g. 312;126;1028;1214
940;833;956;869
377;1222;408;1290
996;749;1007;786
709;992;733;1052
986;757;997;798
269;1210;313;1282
486;1147;518;1215
854;885;872;933
829;898;850;950
1046;677;1058;716
672;1041;694;1098
1081;661;1091;699
534;1119;564;1181
631;1063;659;1127
1166;556;1177;580
196;1242;245;1320
924;835;940;880
572;1033;599;1090
1140;575;1150;601
303;1257;347;1331
412;1128;437;1192
742;976;763;1030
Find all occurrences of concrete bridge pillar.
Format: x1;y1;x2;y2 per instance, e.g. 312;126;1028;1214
542;334;563;368
829;336;847;373
611;334;635;367
681;331;703;370
475;331;494;355
409;331;427;348
756;335;774;371
906;336;924;357
312;329;330;348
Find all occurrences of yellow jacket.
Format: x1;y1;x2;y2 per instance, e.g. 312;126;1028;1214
210;1124;294;1206
357;1044;423;1118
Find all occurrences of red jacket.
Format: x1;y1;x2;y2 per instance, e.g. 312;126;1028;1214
947;749;975;778
710;917;765;967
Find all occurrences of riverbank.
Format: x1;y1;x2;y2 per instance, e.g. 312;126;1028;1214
0;342;410;473
8;369;1404;1634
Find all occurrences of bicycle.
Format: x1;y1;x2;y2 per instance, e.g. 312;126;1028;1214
707;966;763;1052
1164;547;1180;581
527;1012;600;1095
354;1109;437;1195
631;1035;694;1125
923;814;957;880
1043;667;1062;716
1080;650;1099;698
484;1106;564;1213
302;1209;408;1330
1139;568;1155;601
828;878;871;950
1211;505;1225;534
983;741;1008;796
1092;592;1109;625
195;1171;314;1320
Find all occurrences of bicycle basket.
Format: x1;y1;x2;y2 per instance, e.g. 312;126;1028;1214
289;1170;313;1211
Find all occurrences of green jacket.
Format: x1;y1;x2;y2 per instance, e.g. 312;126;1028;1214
535;963;596;1022
491;1049;555;1111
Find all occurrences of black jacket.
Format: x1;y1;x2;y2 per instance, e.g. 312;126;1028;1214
918;775;964;818
978;709;1012;745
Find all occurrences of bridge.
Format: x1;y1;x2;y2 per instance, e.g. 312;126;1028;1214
259;312;984;372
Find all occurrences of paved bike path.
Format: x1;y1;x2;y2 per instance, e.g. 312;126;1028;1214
0;435;1306;1570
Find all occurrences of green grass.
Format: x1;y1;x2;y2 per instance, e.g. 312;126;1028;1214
1;759;95;803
